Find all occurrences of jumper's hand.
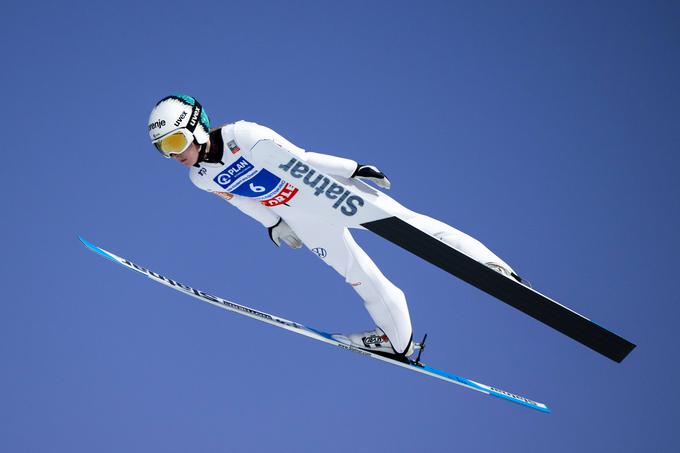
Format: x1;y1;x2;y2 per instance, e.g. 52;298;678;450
352;164;391;189
268;219;303;249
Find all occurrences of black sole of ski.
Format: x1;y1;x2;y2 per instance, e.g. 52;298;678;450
362;217;636;363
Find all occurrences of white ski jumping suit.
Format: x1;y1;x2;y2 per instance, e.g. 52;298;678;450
189;121;513;354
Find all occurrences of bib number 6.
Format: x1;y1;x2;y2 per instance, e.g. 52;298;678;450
249;183;266;193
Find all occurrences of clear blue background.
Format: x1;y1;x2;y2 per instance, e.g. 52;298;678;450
2;1;678;451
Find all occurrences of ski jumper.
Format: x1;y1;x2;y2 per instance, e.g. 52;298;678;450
188;121;513;353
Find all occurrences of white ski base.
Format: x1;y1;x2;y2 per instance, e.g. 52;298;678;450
79;237;550;413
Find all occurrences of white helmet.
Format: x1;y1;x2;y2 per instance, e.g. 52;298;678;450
148;95;211;157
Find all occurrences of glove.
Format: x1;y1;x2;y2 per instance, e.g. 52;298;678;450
268;219;303;249
352;164;391;189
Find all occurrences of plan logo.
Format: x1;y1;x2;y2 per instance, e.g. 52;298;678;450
213;157;254;189
278;158;364;216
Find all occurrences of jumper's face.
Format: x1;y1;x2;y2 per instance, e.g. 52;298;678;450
171;141;200;167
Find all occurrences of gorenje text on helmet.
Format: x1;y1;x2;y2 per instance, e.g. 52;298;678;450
148;119;166;130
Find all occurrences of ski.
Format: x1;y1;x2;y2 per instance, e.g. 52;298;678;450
362;217;636;363
79;237;550;413
254;140;636;363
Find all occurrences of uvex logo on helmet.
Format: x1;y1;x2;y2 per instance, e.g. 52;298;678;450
188;106;201;128
148;119;166;131
174;111;188;127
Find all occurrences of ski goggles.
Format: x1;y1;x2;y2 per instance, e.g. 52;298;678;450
153;128;195;157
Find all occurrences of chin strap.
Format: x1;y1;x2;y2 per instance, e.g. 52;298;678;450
194;142;208;167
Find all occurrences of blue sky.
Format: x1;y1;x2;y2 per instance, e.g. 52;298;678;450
1;1;679;451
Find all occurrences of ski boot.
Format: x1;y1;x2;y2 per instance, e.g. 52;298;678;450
332;327;422;362
486;262;531;287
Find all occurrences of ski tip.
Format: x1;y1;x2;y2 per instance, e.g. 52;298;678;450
78;236;99;252
78;236;118;263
